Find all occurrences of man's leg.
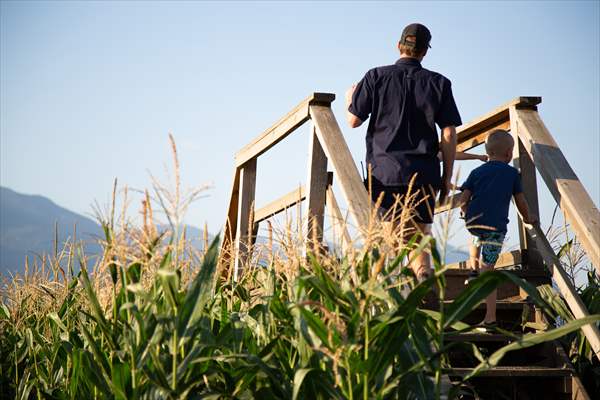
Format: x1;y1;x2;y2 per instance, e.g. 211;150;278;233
411;222;432;280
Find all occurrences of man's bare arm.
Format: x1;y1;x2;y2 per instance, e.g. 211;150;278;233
439;125;457;201
345;84;364;128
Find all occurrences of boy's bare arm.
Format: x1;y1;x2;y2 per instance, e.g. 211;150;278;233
459;189;472;214
514;192;538;224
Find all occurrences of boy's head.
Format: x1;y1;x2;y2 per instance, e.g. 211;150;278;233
485;129;514;162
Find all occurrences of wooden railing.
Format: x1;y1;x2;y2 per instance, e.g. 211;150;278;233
220;93;600;359
221;93;368;279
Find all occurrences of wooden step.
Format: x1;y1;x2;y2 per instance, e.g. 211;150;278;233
446;340;563;369
448;369;575;400
435;299;536;330
450;366;572;378
443;267;551;301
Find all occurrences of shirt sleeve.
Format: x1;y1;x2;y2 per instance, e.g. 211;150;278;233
460;171;475;192
513;173;523;195
435;78;462;129
348;71;373;121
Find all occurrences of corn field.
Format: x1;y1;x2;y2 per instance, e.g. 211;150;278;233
1;138;598;400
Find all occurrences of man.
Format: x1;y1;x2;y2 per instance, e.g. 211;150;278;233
345;23;461;280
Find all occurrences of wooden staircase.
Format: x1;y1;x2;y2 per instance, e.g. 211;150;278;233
220;93;600;399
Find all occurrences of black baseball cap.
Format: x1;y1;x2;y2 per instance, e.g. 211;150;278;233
400;23;432;49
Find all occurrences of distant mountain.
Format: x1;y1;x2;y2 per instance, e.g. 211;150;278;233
0;187;103;275
0;187;215;276
0;186;468;276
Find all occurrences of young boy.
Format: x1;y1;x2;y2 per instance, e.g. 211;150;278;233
459;129;537;327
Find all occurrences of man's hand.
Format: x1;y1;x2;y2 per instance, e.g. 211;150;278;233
478;154;488;162
438;177;453;205
345;83;357;107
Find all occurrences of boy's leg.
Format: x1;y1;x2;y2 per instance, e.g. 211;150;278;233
481;261;497;323
469;242;480;271
479;232;505;324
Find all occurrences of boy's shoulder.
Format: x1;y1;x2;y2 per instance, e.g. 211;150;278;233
476;161;519;174
465;161;519;183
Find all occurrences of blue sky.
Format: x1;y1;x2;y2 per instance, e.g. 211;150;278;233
1;1;599;255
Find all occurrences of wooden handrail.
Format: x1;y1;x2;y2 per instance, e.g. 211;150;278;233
235;93;335;167
513;107;600;269
456;96;541;152
526;223;600;361
254;186;305;224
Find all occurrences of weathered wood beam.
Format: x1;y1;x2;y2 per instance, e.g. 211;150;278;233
306;125;328;245
220;168;241;273
456;96;541;152
310;105;371;231
233;158;257;280
254;186;306;224
326;184;352;252
513;107;600;269
434;193;462;214
511;108;543;270
445;250;522;270
235;93;335;167
526;223;600;361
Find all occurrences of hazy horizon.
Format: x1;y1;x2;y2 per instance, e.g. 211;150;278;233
2;1;599;257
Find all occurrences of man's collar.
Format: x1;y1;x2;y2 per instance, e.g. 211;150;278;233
395;57;421;66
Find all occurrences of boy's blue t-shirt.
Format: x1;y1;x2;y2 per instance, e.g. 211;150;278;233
461;161;523;234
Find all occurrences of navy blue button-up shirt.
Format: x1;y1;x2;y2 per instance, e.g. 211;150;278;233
349;58;462;189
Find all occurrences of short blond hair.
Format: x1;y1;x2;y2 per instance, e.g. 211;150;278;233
485;129;514;156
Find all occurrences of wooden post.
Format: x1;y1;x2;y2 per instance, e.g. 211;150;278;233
513;108;600;270
510;106;543;270
326;184;352;252
305;124;328;249
234;158;257;280
220;168;241;274
527;223;600;361
309;105;370;232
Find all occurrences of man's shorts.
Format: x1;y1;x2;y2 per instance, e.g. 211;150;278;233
367;177;438;224
471;231;506;265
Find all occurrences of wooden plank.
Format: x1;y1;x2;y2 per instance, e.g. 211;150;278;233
526;223;600;361
445;250;522;270
455;96;540;152
254;186;306;224
220;168;241;273
434;192;462;214
326;184;352;252
306;125;328;246
310;105;371;231
514;108;600;269
510;107;544;270
457;119;511;152
450;366;572;378
572;376;592;400
235;93;335;167
233;158;257;281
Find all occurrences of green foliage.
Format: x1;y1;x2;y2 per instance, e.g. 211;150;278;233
1;230;598;400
